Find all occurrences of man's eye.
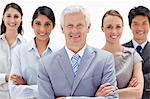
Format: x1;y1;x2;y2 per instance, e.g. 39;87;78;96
35;22;40;25
14;15;19;18
45;23;51;26
67;25;73;28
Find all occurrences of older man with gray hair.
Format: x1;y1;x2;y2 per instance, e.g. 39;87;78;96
38;5;118;99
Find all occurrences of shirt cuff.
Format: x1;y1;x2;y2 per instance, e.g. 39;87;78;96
0;73;6;84
66;97;71;99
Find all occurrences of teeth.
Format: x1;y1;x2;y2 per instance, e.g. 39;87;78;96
8;23;16;26
137;32;144;35
73;36;79;37
70;35;80;38
39;33;46;36
38;32;47;36
111;35;118;39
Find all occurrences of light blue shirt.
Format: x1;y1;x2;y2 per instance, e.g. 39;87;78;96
0;34;25;91
9;38;56;99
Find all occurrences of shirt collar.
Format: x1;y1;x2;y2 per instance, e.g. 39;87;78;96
0;34;25;48
27;38;36;51
132;39;148;49
0;34;24;42
17;34;25;43
47;39;57;52
27;37;54;52
65;44;86;60
0;34;4;39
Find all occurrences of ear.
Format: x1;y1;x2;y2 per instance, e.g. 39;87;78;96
61;25;64;34
52;23;56;29
88;23;91;29
2;16;4;21
31;23;33;29
86;24;91;33
101;26;104;32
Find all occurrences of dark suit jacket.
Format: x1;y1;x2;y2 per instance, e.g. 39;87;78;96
123;40;150;99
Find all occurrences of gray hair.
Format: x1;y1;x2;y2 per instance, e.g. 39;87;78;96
60;5;91;27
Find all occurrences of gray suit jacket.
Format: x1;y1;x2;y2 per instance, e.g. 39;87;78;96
38;45;118;99
123;40;150;99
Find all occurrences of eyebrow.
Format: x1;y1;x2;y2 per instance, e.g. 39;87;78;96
34;20;52;23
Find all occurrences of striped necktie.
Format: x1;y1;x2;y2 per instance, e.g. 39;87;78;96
71;54;80;76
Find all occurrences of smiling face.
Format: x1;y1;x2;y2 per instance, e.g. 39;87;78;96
32;14;54;41
61;12;90;50
102;15;123;44
131;15;150;44
3;7;22;32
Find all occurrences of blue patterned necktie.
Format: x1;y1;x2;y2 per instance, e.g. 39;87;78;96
136;45;142;54
71;54;80;76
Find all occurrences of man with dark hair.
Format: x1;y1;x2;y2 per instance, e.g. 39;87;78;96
123;6;150;99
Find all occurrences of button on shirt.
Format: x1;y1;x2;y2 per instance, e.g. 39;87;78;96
0;34;25;91
9;38;56;98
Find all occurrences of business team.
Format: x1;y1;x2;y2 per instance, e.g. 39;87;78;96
0;2;149;99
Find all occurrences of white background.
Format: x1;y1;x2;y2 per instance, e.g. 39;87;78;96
0;0;150;49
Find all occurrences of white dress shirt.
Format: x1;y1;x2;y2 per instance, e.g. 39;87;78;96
0;34;26;89
132;39;148;50
65;44;86;61
0;34;26;99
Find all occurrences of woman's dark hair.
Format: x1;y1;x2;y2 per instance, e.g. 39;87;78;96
1;2;23;35
128;6;150;28
101;10;123;27
32;6;55;26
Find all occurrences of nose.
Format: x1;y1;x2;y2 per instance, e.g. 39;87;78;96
112;28;117;34
71;26;78;33
39;25;46;32
10;17;15;23
137;24;144;31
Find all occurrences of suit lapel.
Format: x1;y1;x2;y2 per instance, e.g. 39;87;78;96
125;41;150;63
58;47;74;87
71;46;95;95
123;40;134;48
142;42;150;62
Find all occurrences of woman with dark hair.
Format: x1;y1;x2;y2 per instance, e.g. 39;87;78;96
0;3;25;99
9;6;56;99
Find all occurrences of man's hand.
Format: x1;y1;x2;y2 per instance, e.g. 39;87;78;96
95;83;115;97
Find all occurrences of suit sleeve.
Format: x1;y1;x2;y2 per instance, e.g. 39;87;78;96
101;54;118;98
38;61;55;99
144;73;150;91
66;96;106;99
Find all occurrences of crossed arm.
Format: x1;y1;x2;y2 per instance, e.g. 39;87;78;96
8;49;38;98
38;53;118;99
117;62;144;99
56;83;116;99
